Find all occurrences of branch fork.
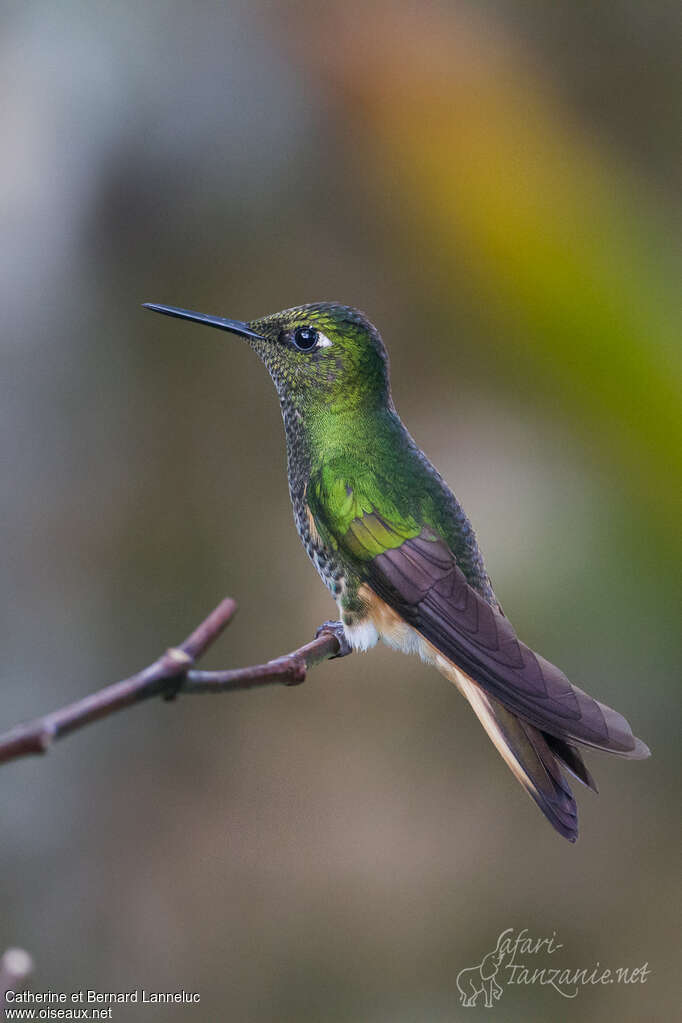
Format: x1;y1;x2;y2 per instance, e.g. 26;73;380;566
0;599;351;767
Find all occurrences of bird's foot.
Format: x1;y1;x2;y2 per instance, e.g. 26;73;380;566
315;620;353;659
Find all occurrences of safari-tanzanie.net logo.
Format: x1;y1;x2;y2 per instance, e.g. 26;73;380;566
456;928;650;1009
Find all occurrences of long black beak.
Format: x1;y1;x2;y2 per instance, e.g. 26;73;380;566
143;303;265;342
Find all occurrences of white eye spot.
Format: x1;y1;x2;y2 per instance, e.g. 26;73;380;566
292;325;332;352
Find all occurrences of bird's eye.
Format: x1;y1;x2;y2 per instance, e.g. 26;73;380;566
292;326;319;351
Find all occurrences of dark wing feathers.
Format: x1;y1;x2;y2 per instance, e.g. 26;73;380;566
487;697;580;840
368;533;649;759
544;734;598;793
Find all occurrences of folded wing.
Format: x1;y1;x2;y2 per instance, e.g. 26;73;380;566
367;531;649;758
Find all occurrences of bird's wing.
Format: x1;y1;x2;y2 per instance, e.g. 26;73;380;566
308;471;648;759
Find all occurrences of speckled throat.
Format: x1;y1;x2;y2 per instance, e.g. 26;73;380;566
279;387;347;597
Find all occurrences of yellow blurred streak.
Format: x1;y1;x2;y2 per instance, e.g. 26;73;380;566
303;4;681;547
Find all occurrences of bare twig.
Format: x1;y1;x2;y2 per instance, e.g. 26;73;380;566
0;600;348;767
0;948;34;1004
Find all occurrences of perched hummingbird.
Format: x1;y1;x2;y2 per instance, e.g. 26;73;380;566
145;301;649;841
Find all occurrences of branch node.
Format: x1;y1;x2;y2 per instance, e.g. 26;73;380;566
161;647;194;701
283;656;307;686
0;598;352;766
165;647;193;667
38;725;56;751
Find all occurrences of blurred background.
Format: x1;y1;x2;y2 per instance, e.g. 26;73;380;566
1;1;680;1020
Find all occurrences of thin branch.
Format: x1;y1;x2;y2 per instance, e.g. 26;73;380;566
0;948;34;1004
0;600;348;767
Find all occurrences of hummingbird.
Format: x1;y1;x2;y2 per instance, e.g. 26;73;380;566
144;300;649;841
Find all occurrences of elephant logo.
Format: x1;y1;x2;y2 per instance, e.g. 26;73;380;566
456;936;507;1008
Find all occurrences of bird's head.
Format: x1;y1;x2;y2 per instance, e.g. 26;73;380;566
145;301;391;414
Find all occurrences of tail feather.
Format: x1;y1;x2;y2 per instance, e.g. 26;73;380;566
455;671;580;842
544;734;598;793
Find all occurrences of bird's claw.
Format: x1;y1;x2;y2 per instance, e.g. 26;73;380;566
315;620;353;658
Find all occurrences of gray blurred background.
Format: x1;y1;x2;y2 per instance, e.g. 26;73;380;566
1;2;680;1020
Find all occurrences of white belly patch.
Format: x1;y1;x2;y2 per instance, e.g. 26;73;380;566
343;618;380;652
339;585;471;698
